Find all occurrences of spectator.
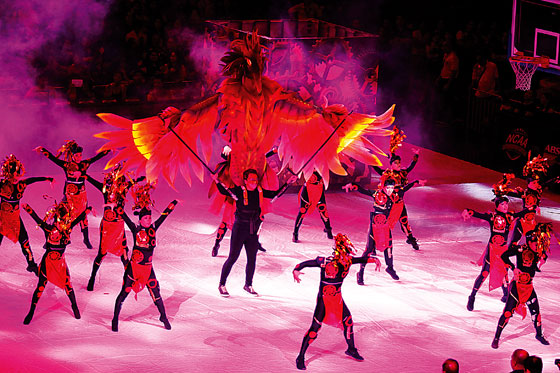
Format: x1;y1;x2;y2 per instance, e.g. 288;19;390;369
442;358;459;373
472;50;499;98
510;349;529;373
103;71;127;102
524;355;543;373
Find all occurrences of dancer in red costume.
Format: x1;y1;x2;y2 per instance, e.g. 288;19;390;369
491;224;552;349
35;141;109;249
292;171;333;243
0;154;53;275
111;183;177;332
293;233;381;370
345;177;423;283
462;196;530;311
85;164;145;291
22;201;91;324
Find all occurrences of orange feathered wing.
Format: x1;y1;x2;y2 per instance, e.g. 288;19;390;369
95;94;220;187
272;96;395;186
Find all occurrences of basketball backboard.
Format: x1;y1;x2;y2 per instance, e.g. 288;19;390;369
511;0;560;74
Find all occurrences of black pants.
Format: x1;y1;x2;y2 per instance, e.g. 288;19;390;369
0;217;35;267
494;281;542;340
298;295;355;357
219;220;259;286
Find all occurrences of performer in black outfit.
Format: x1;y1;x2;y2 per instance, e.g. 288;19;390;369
292;171;333;243
215;168;293;297
345;178;421;283
111;190;177;332
0;154;53;275
35;141;109;249
371;149;420;250
491;225;551;349
85;165;144;291
462;197;529;311
21;201;90;324
293;233;381;370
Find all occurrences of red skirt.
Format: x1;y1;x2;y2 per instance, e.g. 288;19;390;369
487;243;508;291
66;192;87;220
514;281;534;319
0;206;20;243
131;262;152;294
322;285;343;329
100;219;125;256
41;251;71;290
371;215;390;251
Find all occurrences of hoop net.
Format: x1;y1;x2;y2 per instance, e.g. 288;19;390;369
509;58;539;91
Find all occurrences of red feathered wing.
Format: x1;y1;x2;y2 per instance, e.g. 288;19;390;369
272;95;395;186
95;94;220;187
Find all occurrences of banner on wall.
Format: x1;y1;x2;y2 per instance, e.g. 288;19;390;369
502;128;529;161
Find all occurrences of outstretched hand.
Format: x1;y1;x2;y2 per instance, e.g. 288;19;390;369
34;146;47;156
418;179;427;186
461;209;472;221
412;148;420;155
293;270;303;283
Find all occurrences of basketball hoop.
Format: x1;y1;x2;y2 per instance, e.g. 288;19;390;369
509;54;549;91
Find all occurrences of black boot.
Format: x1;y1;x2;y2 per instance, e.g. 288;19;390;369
82;228;93;249
345;348;364;361
68;290;80;319
296;355;306;370
111;318;119;332
87;261;101;291
357;270;365;286
324;228;333;239
257;243;266;253
491;337;499;349
385;266;400;280
500;286;508;303
87;277;96;291
406;234;419;250
26;261;39;276
292;232;299;243
23;306;36;325
467;295;475;311
155;299;171;330
112;291;126;332
536;325;550;345
211;241;220;257
491;323;504;349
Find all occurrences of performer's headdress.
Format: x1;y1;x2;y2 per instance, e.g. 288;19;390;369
220;31;265;81
56;140;83;161
389;153;401;164
102;163;132;203
523;153;548;183
131;182;155;217
333;233;356;257
492;173;515;198
528;222;553;258
389;126;406;156
44;200;73;232
1;154;25;180
494;195;509;207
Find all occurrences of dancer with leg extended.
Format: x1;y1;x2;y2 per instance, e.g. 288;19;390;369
21;201;90;324
35;141;109;249
293;233;381;370
462;196;529;311
292;170;333;243
0;154;53;275
491;224;552;349
111;183;177;332
215;169;294;297
85;165;144;291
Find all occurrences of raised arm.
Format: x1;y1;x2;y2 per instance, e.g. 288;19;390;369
400;180;419;194
464;209;492;222
122;211;135;231
404;153;419;173
85;174;103;192
22;203;48;231
354;183;374;197
23;176;53;186
35;147;65;168
84;150;110;165
154;200;178;230
292;257;322;283
513;208;533;218
70;207;91;229
215;182;240;200
371;165;384;176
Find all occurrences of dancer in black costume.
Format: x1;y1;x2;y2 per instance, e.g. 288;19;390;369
111;183;177;332
35;141;109;249
215;168;294;297
491;225;551;349
22;201;90;324
85;165;144;290
0;154;53;275
293;233;381;370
